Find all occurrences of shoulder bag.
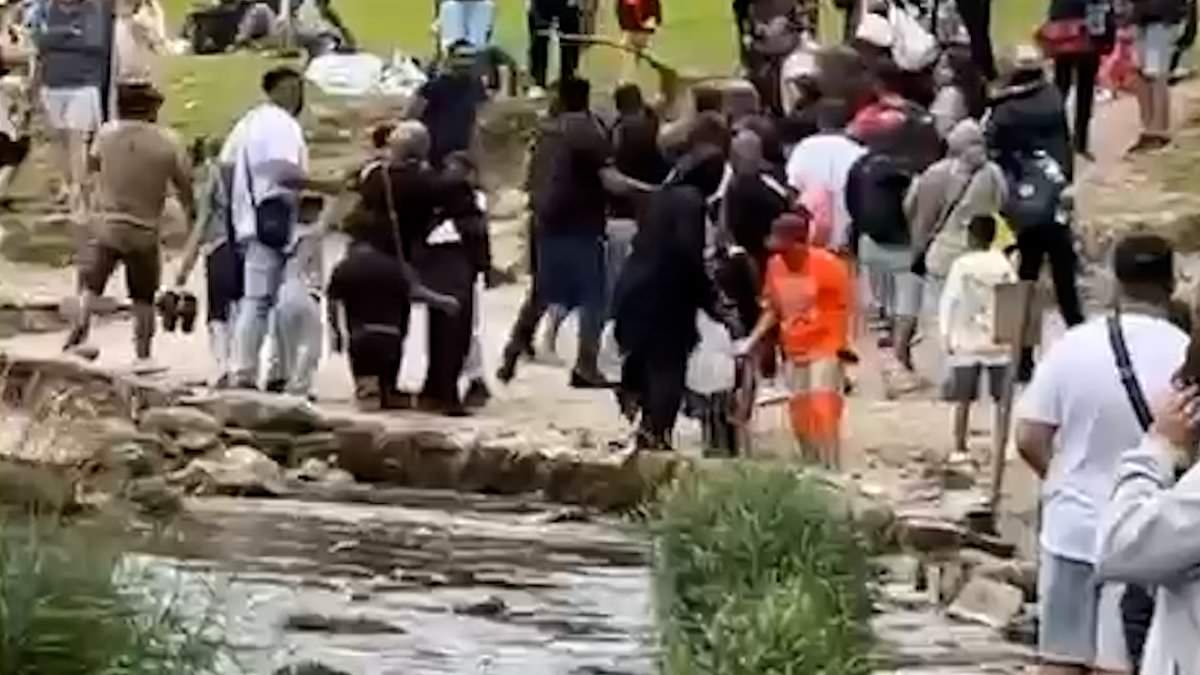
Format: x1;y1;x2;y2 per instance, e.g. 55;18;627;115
1107;310;1157;674
910;166;980;276
243;144;296;251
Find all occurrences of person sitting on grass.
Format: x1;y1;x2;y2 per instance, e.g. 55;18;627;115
937;214;1016;458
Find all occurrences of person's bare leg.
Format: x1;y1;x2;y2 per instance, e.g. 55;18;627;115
1135;74;1152;132
132;302;155;361
1153;77;1171;137
66;130;88;214
48;129;69;202
894;315;917;371
953;400;971;455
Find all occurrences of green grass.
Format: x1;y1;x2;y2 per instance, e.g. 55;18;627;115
0;520;227;675
152;0;1046;141
651;466;875;675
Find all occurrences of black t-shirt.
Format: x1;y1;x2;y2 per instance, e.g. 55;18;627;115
418;73;488;166
610;109;669;220
328;241;411;329
538;111;614;238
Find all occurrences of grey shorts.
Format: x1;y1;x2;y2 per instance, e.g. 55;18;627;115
1038;552;1130;670
1136;22;1182;77
945;363;1006;402
858;235;921;318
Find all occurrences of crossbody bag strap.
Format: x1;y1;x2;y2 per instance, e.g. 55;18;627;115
377;163;405;258
928;166;981;243
1107;311;1154;431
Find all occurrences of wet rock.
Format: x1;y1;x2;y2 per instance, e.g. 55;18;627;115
169;445;288;497
960;549;1037;600
290;458;357;486
203;391;325;433
289;432;338;465
454;595;508;618
948;577;1025;629
124;476;183;516
940;453;977;491
896;517;964;554
936;559;968;604
273;663;352;675
540;506;592;524
283;612;406;635
108;441;158;478
139;406;222;436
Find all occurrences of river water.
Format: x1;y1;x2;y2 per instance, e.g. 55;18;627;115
132;494;655;675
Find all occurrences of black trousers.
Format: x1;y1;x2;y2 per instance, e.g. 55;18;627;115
1054;53;1101;154
528;0;581;88
1017;224;1085;327
956;0;996;81
622;349;689;448
420;246;476;407
349;328;406;406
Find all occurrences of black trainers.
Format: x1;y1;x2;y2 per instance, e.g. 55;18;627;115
178;292;198;334
570;368;612;390
156;290;180;332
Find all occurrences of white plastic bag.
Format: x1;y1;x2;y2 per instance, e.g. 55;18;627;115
889;2;938;72
686;312;736;396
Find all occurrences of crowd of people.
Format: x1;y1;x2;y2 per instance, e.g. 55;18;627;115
15;0;1200;669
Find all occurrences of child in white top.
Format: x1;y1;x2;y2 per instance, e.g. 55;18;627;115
938;214;1017;455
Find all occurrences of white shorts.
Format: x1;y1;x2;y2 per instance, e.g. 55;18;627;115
1037;552;1130;670
1136;22;1182;78
41;86;102;133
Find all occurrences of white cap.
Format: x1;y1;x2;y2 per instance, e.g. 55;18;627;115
856;13;894;49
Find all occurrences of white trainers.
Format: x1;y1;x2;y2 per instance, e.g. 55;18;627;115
527;85;547;100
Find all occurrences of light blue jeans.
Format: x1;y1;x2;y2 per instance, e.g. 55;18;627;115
232;240;285;387
439;0;496;49
269;280;323;397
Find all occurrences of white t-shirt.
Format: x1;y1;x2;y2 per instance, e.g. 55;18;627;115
938;249;1016;365
220;102;308;242
1018;313;1188;563
785;132;866;250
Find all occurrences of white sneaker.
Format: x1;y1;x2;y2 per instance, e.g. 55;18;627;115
527;85;547;100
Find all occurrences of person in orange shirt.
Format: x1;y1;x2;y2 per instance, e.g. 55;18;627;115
741;211;854;468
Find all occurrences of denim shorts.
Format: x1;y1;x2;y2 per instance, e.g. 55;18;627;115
858;235;921;318
1038;552;1129;670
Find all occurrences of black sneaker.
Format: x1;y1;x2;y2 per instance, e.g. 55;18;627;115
570;368;612;390
178;293;198;334
156;290;179;332
496;352;519;384
265;379;286;394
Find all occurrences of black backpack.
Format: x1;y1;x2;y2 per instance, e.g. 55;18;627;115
856;100;946;176
847;151;914;247
1001;150;1068;231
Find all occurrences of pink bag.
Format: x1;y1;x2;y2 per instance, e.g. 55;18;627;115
1099;27;1137;96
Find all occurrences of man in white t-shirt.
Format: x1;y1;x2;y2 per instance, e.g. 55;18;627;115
1017;234;1188;675
785;98;865;252
221;66;340;389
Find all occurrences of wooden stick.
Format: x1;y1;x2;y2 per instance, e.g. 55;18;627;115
989;280;1036;515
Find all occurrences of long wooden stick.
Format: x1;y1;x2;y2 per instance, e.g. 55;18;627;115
989;280;1036;514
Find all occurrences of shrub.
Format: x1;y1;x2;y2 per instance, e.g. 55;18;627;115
0;521;226;675
653;466;874;675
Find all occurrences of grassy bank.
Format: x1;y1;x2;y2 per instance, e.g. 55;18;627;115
152;0;1046;139
651;467;875;675
0;520;225;675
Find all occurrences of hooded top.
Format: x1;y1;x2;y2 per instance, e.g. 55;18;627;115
613;147;725;357
987;73;1074;180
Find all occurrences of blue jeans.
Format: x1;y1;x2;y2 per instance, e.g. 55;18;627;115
232;240;285;387
536;233;605;369
439;0;495;49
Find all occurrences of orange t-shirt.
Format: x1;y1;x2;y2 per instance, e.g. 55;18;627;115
763;247;853;361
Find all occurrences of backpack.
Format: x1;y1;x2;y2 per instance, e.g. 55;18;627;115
847;151;913;246
1001;150;1068;231
855;100;945;176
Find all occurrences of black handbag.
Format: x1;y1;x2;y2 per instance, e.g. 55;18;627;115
243;147;295;251
1107;312;1157;674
